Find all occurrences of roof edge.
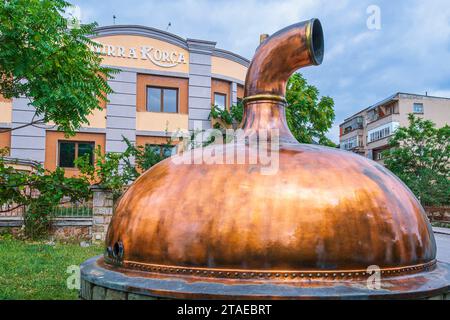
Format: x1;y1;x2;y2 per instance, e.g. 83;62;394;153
92;25;250;67
213;48;250;67
93;25;188;49
341;91;450;125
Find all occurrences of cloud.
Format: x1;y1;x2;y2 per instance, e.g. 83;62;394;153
74;0;324;56
428;90;450;98
72;0;450;144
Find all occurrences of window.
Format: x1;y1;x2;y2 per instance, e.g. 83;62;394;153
146;87;178;113
147;144;161;155
374;149;389;161
367;122;399;143
58;141;94;168
214;93;227;110
340;136;360;150
375;151;383;161
413;103;424;114
342;116;364;134
145;144;176;157
162;145;175;158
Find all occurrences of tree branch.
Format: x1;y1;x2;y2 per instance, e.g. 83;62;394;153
0;204;25;213
0;118;45;133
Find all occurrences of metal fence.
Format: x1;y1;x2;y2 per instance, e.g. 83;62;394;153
0;199;93;218
50;199;93;218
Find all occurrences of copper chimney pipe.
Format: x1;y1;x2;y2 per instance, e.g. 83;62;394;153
259;33;269;44
244;19;324;99
242;19;324;141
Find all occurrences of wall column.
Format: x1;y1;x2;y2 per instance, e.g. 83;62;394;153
105;70;137;154
10;98;46;163
91;185;114;242
231;82;238;106
187;39;216;131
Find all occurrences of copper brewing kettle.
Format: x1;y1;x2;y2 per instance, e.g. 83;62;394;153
101;19;443;299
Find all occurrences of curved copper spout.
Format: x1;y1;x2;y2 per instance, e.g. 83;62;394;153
244;19;324;99
241;19;324;142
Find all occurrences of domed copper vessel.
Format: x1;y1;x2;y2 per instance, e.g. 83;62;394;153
82;19;450;299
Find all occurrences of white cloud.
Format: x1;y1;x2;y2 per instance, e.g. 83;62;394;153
326;124;341;144
74;0;326;57
428;90;450;98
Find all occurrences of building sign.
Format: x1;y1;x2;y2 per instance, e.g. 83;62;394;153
92;42;187;68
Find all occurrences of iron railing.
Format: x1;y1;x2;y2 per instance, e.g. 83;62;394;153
0;199;93;218
50;199;93;218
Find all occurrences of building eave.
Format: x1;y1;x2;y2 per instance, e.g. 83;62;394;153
91;25;251;67
342;91;450;125
93;25;189;49
212;48;250;67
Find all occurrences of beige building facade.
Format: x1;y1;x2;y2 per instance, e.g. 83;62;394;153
339;92;450;163
0;25;249;176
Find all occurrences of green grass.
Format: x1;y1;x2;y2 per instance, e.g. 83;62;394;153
432;221;450;228
0;236;102;300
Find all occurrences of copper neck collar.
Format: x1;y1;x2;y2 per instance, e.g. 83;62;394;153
242;94;287;105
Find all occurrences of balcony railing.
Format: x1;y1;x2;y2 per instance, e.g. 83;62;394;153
366;102;399;124
367;122;399;144
341;116;364;135
340;135;363;151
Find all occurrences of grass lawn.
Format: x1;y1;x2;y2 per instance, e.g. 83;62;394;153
432;221;450;229
0;237;102;300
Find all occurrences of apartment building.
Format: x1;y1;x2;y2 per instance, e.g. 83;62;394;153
0;25;249;175
339;92;450;163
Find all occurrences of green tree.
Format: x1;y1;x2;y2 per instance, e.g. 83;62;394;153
383;114;450;206
123;136;174;172
0;0;116;135
285;73;335;146
210;102;244;130
75;137;176;199
210;73;336;146
0;148;90;238
75;146;136;199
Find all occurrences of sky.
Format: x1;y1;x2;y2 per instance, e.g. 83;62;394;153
71;0;450;143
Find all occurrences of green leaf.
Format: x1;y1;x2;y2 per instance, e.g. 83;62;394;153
0;0;118;135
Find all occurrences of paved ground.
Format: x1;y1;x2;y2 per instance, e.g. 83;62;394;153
435;232;450;264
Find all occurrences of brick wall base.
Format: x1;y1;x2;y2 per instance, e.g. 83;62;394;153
51;225;91;241
80;280;158;300
425;206;450;223
0;219;92;241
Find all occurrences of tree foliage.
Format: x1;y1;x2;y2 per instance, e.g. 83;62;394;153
75;137;175;198
210;102;244;130
0;0;116;135
285;73;336;146
75;146;136;199
210;73;336;146
123;137;174;172
0;148;90;238
383;114;450;206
